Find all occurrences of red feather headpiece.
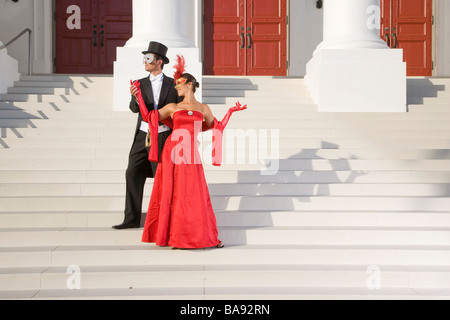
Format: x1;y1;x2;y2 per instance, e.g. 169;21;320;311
173;55;186;82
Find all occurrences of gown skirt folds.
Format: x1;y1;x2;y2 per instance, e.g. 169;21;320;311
141;110;221;249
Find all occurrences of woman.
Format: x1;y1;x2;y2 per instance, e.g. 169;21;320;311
132;72;246;249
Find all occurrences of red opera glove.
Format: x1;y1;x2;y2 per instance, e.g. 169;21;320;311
131;80;150;121
208;102;247;166
131;79;160;162
219;101;248;129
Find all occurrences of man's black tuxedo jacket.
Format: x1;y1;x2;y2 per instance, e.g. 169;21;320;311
129;74;179;138
128;74;180;178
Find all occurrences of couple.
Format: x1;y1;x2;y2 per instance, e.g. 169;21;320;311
113;41;246;250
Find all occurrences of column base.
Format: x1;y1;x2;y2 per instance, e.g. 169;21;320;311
113;46;202;111
305;49;407;112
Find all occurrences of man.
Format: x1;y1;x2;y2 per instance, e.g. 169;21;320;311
113;41;179;230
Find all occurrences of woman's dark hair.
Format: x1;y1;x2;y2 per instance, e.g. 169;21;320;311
182;73;200;93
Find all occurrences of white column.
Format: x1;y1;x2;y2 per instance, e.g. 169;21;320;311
113;0;202;111
305;0;406;112
320;0;387;50
126;0;194;48
33;0;53;74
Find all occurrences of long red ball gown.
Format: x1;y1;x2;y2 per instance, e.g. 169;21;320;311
141;109;221;249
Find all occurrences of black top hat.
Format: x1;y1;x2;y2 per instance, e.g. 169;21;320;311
142;41;170;64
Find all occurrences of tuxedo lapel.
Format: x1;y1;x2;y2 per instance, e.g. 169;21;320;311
140;77;154;108
158;74;173;109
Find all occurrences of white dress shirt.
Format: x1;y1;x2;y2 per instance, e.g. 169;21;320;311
140;73;170;134
150;73;164;110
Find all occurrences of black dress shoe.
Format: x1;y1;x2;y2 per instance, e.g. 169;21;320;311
112;223;141;230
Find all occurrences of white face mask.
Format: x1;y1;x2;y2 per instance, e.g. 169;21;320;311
143;54;155;65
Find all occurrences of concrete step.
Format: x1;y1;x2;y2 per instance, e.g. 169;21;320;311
1;266;450;295
4;136;450;149
0;93;103;103
0;110;121;121
202;76;306;85
409;105;450;112
0;101;112;113
204;76;450;88
1;211;450;229
36;115;450;127
13;81;79;88
19;75;113;82
3;169;450;184
203;96;315;104
4;115;450;131
0;195;449;213
0;127;135;139
7;86;96;96
408;97;450;105
0;132;448;149
203;83;311;92
4;116;450;133
2;147;450;160
1;227;450;248
3;289;449;300
407;90;450;98
2;182;450;197
2;245;450;269
0;115;134;129
2;158;450;171
203;89;311;98
4;121;450;139
203;82;258;90
0;136;132;148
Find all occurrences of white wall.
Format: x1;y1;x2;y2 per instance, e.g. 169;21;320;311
0;0;33;75
436;0;450;77
0;0;52;75
289;0;324;77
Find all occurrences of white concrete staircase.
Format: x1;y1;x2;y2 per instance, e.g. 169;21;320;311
1;74;450;299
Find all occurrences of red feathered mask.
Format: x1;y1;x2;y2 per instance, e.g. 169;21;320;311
173;54;186;83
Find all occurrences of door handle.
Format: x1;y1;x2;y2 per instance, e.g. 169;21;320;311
100;30;104;47
247;33;252;49
93;30;97;47
384;33;390;47
392;33;397;48
240;33;245;49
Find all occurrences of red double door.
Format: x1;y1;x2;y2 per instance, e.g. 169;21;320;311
381;0;433;76
55;0;132;74
204;0;287;76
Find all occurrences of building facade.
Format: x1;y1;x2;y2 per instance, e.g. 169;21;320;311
1;0;450;108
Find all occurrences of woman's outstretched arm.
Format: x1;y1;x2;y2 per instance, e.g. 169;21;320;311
202;102;247;166
203;102;247;129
